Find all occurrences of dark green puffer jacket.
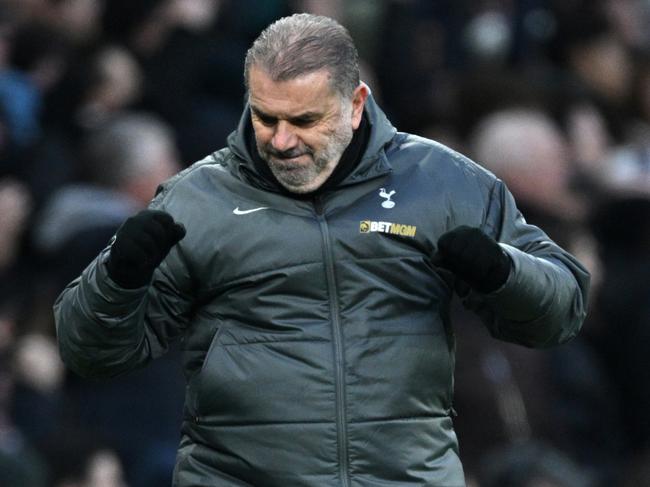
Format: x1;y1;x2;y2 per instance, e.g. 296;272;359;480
54;95;589;487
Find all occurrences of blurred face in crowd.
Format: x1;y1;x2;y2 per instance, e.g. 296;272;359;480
166;0;221;31
569;34;632;103
85;450;126;487
248;66;367;193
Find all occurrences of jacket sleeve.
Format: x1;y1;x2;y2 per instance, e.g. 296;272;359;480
53;204;195;379
462;179;590;348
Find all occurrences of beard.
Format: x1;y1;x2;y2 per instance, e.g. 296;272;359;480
256;114;354;194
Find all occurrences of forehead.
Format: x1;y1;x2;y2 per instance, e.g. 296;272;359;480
248;67;339;117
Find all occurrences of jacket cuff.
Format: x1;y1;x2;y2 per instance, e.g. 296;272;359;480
79;248;150;325
481;243;558;323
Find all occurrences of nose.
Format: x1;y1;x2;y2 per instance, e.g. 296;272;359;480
271;121;298;152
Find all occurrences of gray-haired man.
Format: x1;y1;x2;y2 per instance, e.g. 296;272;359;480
55;13;589;487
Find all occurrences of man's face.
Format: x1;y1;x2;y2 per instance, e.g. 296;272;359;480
248;66;367;193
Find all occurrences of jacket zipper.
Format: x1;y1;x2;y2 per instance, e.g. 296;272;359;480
314;196;350;487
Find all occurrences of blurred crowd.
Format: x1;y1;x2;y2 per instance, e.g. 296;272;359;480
0;0;648;486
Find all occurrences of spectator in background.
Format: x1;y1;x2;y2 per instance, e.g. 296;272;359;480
30;43;144;209
0;313;49;487
470;107;585;246
102;0;247;163
451;105;612;484
33;111;180;288
46;0;105;48
0;177;33;366
549;1;633;145
547;1;650;201
29;112;185;487
38;427;127;487
0;17;73;207
374;1;454;133
45;44;143;139
0;20;68;150
9;332;65;450
600;49;650;195
530;194;650;486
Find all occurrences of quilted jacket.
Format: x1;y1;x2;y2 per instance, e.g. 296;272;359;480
55;94;589;487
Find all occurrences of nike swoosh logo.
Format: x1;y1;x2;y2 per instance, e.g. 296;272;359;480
233;206;270;215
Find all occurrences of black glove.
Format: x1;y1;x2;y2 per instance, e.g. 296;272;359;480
106;210;186;289
433;226;511;293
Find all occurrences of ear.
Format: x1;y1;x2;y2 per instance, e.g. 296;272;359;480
351;83;369;130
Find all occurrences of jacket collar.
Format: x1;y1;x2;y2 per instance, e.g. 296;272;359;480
226;90;397;193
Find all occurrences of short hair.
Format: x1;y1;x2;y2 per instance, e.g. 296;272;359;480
82;113;175;187
244;13;360;99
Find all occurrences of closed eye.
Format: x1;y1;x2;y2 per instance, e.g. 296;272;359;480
288;117;317;127
250;107;276;126
257;114;277;126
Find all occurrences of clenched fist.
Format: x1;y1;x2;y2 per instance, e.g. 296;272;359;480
106;210;186;289
433;226;511;293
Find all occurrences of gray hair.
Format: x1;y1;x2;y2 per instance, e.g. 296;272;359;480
82;113;176;187
244;13;360;99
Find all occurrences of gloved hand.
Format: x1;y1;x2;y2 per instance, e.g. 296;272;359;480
106;210;186;289
433;226;511;293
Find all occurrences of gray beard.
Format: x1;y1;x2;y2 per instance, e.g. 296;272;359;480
258;123;353;193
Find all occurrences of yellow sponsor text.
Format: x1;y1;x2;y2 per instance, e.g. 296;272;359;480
359;220;417;237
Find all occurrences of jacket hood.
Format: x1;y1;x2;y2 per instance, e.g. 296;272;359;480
226;90;397;192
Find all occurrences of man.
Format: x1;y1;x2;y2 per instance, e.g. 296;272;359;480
54;14;589;487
